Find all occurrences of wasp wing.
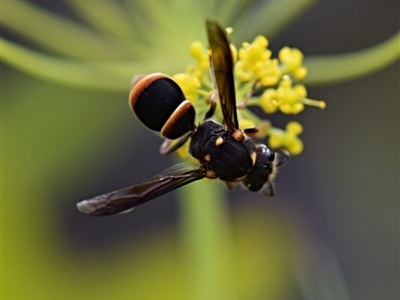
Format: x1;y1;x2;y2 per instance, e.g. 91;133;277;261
77;164;205;216
206;20;239;131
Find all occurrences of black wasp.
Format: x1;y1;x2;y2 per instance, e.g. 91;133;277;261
77;20;289;216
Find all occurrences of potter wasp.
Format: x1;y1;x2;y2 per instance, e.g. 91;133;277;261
77;20;289;216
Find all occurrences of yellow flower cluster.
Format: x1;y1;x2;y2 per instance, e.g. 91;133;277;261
233;37;309;87
172;73;201;102
268;122;304;155
278;47;308;80
234;36;281;86
260;75;325;114
170;28;324;156
188;41;210;79
172;41;209;102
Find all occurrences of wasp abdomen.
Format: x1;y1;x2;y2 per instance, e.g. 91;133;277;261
129;73;196;139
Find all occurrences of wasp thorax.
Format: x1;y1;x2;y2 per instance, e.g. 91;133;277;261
129;73;196;139
189;120;257;182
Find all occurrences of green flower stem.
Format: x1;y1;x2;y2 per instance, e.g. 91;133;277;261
67;0;138;40
0;38;129;91
239;107;263;125
269;127;285;136
245;98;262;106
65;0;150;57
1;0;136;60
4;31;397;91
304;31;400;85
0;38;187;91
179;180;235;300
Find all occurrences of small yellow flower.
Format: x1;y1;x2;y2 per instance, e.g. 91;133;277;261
269;121;304;155
258;59;281;86
172;73;201;102
275;76;306;114
258;75;325;115
279;47;308;80
230;44;238;63
187;41;209;79
234;35;281;85
260;88;278;114
254;120;272;139
234;60;254;82
175;140;190;158
190;41;205;59
293;66;308;80
173;140;198;163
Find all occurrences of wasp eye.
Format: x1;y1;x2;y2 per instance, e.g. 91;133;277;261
266;148;275;161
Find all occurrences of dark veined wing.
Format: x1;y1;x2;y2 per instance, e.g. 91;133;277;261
206;20;239;131
77;164;205;216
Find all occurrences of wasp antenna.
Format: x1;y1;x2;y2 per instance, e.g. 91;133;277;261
276;150;290;167
261;182;275;197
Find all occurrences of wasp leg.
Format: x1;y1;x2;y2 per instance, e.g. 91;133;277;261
237;79;259;109
243;126;259;137
276;150;290;167
225;182;235;190
160;132;193;155
203;91;217;120
204;97;217;121
261;182;275;197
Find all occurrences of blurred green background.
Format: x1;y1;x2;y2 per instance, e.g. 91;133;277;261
2;1;399;300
